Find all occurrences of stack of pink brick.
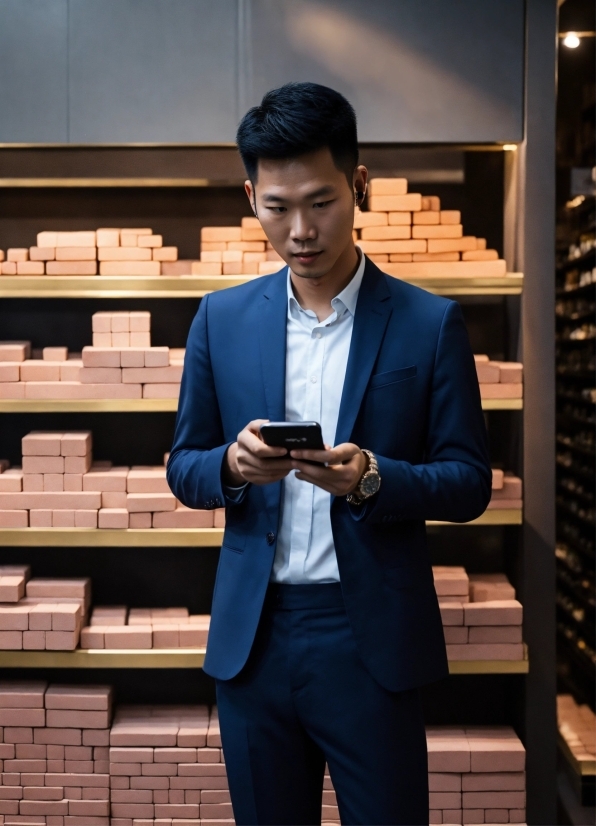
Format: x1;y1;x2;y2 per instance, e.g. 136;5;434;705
80;607;210;651
488;469;522;511
0;313;185;401
474;358;523;401
0;432;224;530
0;566;89;651
0;229;178;277
109;705;231;825
557;694;596;768
434;567;523;661
0;681;112;825
193;218;283;277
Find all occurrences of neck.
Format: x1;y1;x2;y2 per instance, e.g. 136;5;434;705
290;243;360;322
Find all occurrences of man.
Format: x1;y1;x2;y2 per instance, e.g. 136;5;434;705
167;82;491;826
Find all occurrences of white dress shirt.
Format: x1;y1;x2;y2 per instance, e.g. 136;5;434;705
271;252;366;583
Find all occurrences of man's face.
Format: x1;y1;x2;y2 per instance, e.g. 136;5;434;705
246;147;366;280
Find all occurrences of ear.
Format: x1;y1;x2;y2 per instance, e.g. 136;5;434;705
244;180;256;212
353;165;369;200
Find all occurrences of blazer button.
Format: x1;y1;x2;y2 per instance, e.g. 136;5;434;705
266;532;275;545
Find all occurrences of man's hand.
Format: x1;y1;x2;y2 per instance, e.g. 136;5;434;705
224;419;294;486
290;443;367;496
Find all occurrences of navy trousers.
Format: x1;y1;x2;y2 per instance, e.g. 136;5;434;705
216;582;429;825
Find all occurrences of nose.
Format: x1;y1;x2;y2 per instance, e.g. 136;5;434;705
290;210;317;244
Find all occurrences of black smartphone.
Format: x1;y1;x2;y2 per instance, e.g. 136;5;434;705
260;421;325;459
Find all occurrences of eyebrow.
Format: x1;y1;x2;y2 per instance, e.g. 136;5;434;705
261;185;336;204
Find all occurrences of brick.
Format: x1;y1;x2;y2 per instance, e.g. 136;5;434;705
111;802;154;817
52;509;75;527
0;470;24;491
1;260;16;274
91;313;112;333
122;366;182;384
33;729;82;745
0;510;28;527
27;577;90;600
413;211;440;225
353;210;388;228
99;261;160;276
191;262;223;275
413;224;463;239
144;348;169;368
74;510;98;528
36;233;57;247
0;682;46;708
126;471;168;493
46;686;111;711
22;432;63;456
497;362;523;383
51;604;82;631
491;477;522;500
368;178;408;196
142;383;180;399
0;606;29;630
112;312;132;332
476;362;500;383
138;235;162;248
153;246;178;261
98;247;151;261
439;602;464;625
120;228;152;245
425;237;478;253
468;625;522;643
79;367;122;384
29;246;56;261
120;349;145;367
360;226;411;240
429;792;461;809
82;347;120;368
84;470;128;492
56;231;96;247
128;512;151;528
201;228;242;243
129;332;151;348
68;799;109;816
443;626;468;644
63;456;91;475
464;601;523;626
44;474;64;492
462;771;525;791
46;630;79;650
447;643;523;661
46;261;98;275
109;747;153;762
25;382;142;400
97;509;129;529
429;773;461;792
23;630;45;649
46;709;109;729
0;709;44;726
104;627;152;649
0;575;26;602
56;246;97;261
23;456;64;474
96;228;120;247
358;240;426;254
0;362;20;381
369;194;421;212
60;359;83;381
7;248;29;262
127;493;175;513
462;791;525;808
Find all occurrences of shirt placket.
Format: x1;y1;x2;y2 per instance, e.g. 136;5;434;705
286;314;327;580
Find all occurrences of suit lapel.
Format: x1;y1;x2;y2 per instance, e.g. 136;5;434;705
258;271;288;422
335;260;392;446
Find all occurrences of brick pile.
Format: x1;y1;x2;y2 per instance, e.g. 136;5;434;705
433;567;524;662
0;681;112;824
81;608;210;651
0;565;89;651
474;357;523;401
193;218;282;276
488;470;522;511
0;229;179;277
194;178;507;279
0;432;224;530
108;704;231;825
0;312;185;401
557;694;595;769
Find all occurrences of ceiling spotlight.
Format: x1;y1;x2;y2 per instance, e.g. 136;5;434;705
562;32;581;48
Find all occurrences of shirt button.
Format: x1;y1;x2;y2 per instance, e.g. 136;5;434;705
315;332;322;339
310;376;317;383
266;532;275;545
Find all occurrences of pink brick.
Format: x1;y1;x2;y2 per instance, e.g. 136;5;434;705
142;383;180;399
442;810;463;824
0;510;28;527
84;470;128;492
177;763;227;776
61;432;92;457
20;361;61;382
84;729;110;746
34;729;82;746
64;455;92;474
429;773;461;792
1;492;100;509
0;682;46;708
0;469;24;491
110;803;154;818
27;578;89;600
60;359;83;381
467;731;526;773
0;382;25;398
155;803;199;817
52;510;75;528
29;603;53;630
129;512;152;528
484;809;508;823
201;789;231;801
462;810;483;824
23;474;44;491
0;785;22;799
74;509;98;528
468;626;522;643
462;772;525;791
0;606;29;630
46;709;109;729
101;491;127;508
79;367;122;384
429;811;442;824
443;626;468;644
104;627;152;649
111;789;152;803
46;630;79;650
0;362;20;382
129;312;151;332
122;367;182;384
120;348;145;368
144;348;169;368
23;456;64;474
509;809;526;823
29;246;55;260
480;383;523;399
23;630;45;649
127;493;175;513
43;347;68;362
197;748;221;762
446;643;523;661
44;474;64;492
130;775;168;789
200;802;234;818
83;785;109;798
141;761;177;775
45;770;109;786
0;341;30;361
46;685;111;711
153;507;213;528
68;799;109;816
152;626;179;648
464;601;523;626
110;747;154;762
491;477;523;500
462;791;525;808
214;508;225;527
126;470;169;494
81;348;120;368
25;382;142;399
429;792;461;809
23;786;64;800
179;626;208;648
97;508;129;529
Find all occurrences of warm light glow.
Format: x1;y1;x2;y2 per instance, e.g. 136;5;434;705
502;144;517;152
562;32;581;48
566;195;586;209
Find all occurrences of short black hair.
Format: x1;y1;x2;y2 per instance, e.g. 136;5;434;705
236;82;359;184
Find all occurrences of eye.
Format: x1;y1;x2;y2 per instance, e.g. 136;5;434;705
268;206;286;214
313;200;333;209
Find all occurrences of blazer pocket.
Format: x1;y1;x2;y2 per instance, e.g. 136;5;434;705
369;365;417;390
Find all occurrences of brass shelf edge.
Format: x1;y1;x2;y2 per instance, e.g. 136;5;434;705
0;178;243;188
558;732;596;776
0;399;519;413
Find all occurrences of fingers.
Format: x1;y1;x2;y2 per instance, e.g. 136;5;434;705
292;449;364;496
290;442;360;465
239;420;287;459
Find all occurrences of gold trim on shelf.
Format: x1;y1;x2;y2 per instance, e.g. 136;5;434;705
0;178;242;188
0;511;523;547
0;399;178;413
558;732;596;777
0;648;206;669
0;646;528;673
0;398;520;413
0;273;524;298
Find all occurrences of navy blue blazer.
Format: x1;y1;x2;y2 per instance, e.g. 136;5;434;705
167;258;492;692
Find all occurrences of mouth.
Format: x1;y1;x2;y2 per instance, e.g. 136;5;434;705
292;251;323;265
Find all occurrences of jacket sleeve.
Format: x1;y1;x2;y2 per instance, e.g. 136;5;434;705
351;300;492;524
166;295;241;510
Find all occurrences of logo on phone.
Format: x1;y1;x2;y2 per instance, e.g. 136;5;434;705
285;437;307;443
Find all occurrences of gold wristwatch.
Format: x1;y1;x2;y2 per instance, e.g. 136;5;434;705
346;449;381;505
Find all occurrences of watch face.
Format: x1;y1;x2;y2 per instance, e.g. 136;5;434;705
360;473;380;496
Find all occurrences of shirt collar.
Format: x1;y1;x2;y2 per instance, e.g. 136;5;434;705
286;249;366;319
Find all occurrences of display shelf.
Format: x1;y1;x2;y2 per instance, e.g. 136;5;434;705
558;732;596;778
0;512;523;546
556;248;596;272
0;398;521;413
0;177;240;188
0;273;524;298
0;645;529;674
